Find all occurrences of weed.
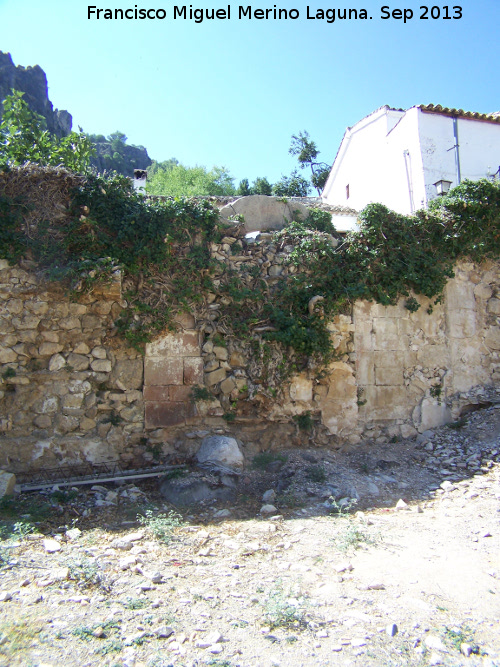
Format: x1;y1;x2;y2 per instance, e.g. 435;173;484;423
331;520;381;554
73;620;120;642
121;596;150;610
50;488;78;503
145;442;162;460
95;639;123;655
447;418;467;429
137;508;184;543
1;367;16;380
162;468;187;481
67;555;104;589
102;411;122;426
251;451;288;470
190;385;212;402
293;411;313;431
430;384;442;401
212;333;225;347
147;656;178;667
262;580;308;629
0;495;51;522
223;412;236;423
442;625;480;653
0;519;36;543
305;464;327;483
357;387;367;407
325;497;357;515
277;490;305;509
405;296;420;312
0;616;46;656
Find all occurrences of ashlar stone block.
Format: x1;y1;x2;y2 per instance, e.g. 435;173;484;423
145;357;183;386
184;357;204;385
375;365;403;386
290;376;313;402
447;309;476;339
145;401;196;428
445;280;475;310
145;331;200;358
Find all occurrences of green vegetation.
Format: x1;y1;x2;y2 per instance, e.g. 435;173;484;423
442;625;480;654
273;169;310;196
0;615;46;658
331;517;381;553
67;555;105;589
147;161;236;196
190;385;212;401
293;411;314;432
251;451;288;470
137;508;184;543
289;130;331;193
88;130;150;177
304;464;327;482
261;579;308;629
1;107;499;376
0;91;94;172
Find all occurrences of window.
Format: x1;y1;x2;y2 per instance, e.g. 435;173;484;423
346;184;350;199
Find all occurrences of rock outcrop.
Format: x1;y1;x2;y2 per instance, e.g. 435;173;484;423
0;51;72;137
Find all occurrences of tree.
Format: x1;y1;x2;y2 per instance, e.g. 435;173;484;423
272;169;311;197
251;176;273;195
236;178;251;196
146;162;236;197
0;91;94;172
289;130;331;195
88;131;152;176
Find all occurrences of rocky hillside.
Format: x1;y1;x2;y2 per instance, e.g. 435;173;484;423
0;52;152;176
0;51;72;138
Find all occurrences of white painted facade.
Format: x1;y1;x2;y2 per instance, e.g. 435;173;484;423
322;105;500;215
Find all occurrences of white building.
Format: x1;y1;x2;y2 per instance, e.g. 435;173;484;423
322;104;500;215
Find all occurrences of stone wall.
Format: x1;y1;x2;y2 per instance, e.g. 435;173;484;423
0;260;145;471
0;249;499;473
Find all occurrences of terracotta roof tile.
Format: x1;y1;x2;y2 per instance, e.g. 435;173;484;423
419;104;500;123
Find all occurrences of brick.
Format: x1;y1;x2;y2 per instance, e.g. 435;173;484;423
145;401;196;428
145;331;200;358
184;357;204;385
145;357;183;386
143;386;170;401
169;385;193;402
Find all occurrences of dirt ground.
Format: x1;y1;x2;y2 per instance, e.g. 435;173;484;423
0;404;499;667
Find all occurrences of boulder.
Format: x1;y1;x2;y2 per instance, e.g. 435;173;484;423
0;471;16;498
196;435;244;470
219;195;309;233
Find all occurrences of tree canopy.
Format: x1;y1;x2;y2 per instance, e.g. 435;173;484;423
289;130;331;194
0;91;94;172
146;162;236;197
272;169;311;197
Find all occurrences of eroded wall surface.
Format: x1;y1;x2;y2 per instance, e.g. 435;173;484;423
0;255;499;473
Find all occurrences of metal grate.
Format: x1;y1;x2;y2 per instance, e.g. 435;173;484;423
17;460;185;493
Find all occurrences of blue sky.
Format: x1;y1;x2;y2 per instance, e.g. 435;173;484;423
0;0;499;185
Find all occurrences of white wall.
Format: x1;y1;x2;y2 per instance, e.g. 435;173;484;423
322;107;423;216
323;106;500;216
419;110;500;206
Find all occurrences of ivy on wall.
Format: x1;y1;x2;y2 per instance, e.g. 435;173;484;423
0;168;499;370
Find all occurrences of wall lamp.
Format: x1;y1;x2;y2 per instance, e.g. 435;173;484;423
434;179;452;196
